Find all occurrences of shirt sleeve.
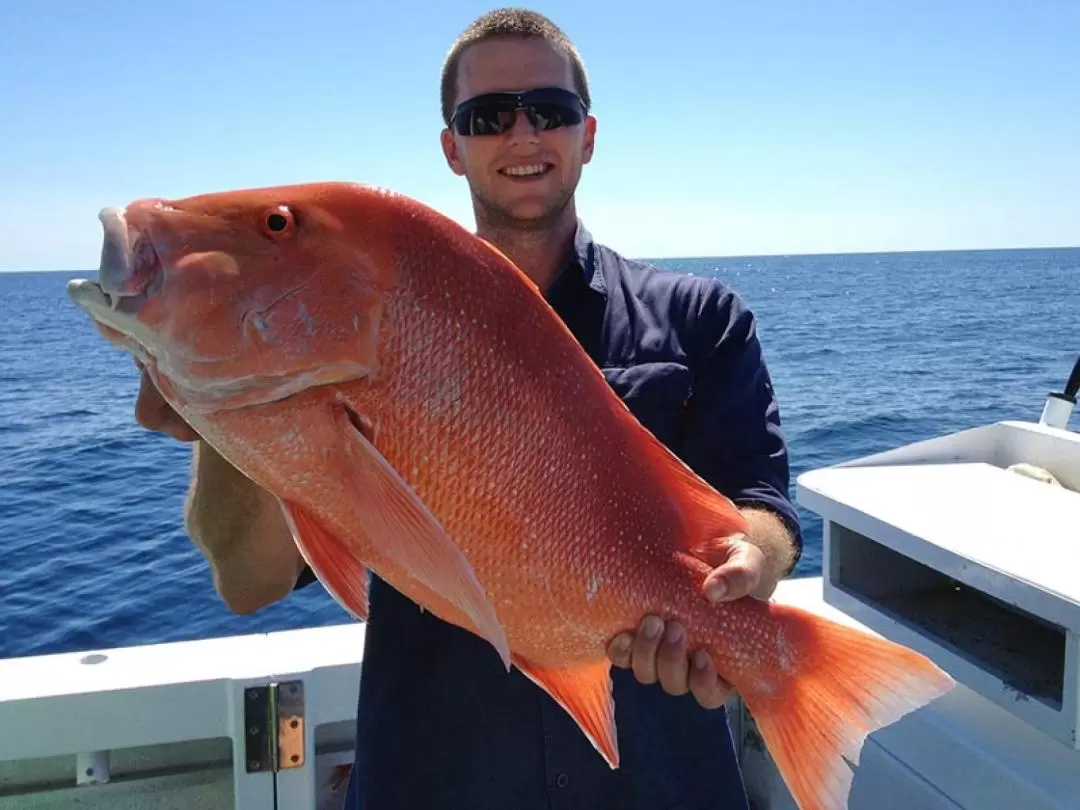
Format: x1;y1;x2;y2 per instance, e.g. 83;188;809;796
677;280;803;574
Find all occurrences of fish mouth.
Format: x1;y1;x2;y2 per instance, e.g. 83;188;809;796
67;205;165;363
67;278;157;365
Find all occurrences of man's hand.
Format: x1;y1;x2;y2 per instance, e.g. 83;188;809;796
133;361;200;442
607;613;735;709
130;359;302;613
607;509;796;709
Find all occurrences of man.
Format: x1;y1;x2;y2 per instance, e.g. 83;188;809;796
135;8;802;809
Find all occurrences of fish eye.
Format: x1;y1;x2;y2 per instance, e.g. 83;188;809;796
261;205;295;239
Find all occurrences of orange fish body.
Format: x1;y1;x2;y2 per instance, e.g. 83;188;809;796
69;182;954;810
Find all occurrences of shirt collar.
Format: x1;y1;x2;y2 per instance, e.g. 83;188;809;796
564;219;608;297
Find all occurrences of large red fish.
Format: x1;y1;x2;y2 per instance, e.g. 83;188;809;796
68;182;953;810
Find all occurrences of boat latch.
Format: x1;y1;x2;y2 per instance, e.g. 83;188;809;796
244;680;306;773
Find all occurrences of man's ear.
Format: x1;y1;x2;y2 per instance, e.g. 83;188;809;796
440;129;466;176
582;115;597;165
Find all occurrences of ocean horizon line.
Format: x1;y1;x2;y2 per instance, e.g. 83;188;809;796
4;242;1079;276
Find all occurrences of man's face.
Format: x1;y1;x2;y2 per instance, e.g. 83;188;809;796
441;37;596;228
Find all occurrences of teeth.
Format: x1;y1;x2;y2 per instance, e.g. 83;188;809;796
503;164;547;177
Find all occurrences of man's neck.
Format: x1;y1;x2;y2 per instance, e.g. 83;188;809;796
476;206;579;294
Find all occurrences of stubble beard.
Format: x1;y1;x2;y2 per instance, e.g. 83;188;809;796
470;179;575;236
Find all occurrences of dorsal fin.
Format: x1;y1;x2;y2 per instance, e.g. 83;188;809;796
621;404;750;550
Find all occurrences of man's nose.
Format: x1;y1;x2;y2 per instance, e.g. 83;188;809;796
506;108;540;144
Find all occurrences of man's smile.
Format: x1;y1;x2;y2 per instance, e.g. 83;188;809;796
498;162;555;179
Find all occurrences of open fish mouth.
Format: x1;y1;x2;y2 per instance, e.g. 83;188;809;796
67;277;157;365
67;206;165;364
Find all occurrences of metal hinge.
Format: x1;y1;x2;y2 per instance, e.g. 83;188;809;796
244;680;306;773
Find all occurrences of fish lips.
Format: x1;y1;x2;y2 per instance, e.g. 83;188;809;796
67;277;158;365
67;203;167;358
97;206;163;301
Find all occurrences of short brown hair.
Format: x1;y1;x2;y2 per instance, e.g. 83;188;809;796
440;8;591;126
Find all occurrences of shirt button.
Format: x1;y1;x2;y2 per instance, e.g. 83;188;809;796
556;773;570;788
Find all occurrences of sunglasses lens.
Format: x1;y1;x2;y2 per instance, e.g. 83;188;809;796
457;106;517;135
452;89;585;136
527;102;583;131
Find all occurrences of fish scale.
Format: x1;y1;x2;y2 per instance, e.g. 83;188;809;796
371;262;696;658
67;181;955;810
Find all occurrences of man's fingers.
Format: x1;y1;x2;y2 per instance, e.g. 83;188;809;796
688;650;733;709
134;369;167;430
606;633;632;669
703;540;763;603
688;532;744;569
607;619;733;711
630;615;664;685
135;368;200;442
165;414;201;443
655;621;690;696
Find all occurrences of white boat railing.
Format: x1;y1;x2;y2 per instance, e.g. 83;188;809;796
4;576;1080;809
0;623;365;809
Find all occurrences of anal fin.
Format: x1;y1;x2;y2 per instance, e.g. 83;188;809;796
514;655;619;768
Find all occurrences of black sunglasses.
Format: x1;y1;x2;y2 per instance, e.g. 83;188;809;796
449;87;587;136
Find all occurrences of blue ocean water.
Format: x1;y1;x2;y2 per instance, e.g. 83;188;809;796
1;248;1078;660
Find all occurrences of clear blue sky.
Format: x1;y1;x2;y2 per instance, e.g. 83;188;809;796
2;0;1078;271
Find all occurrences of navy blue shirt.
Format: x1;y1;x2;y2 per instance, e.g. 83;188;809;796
299;221;802;809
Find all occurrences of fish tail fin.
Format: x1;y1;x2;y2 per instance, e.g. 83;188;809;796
736;604;954;810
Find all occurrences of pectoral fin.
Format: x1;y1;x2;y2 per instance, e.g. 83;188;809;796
280;498;370;621
333;403;510;670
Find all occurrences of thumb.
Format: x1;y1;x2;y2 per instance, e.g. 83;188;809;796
687;532;744;569
699;537;763;603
